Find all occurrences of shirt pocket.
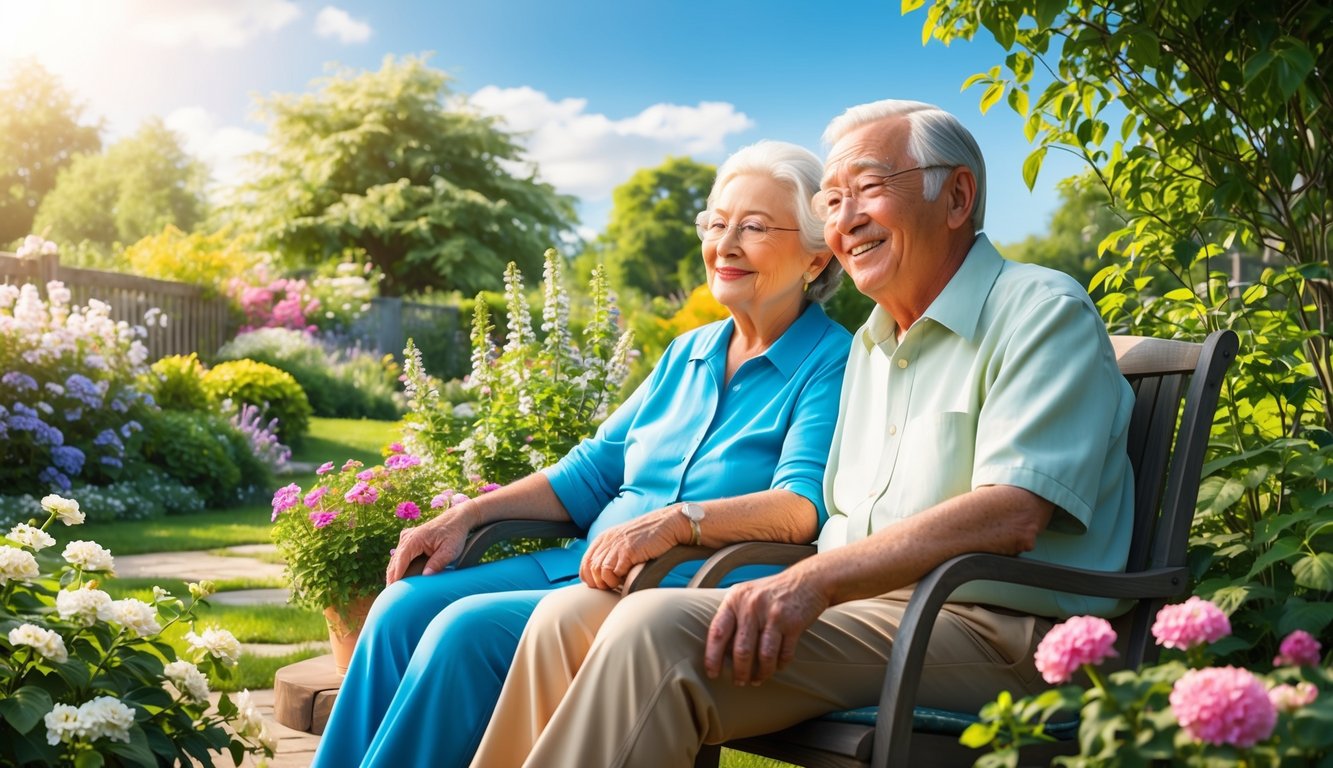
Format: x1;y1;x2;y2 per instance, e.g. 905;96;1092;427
877;411;976;523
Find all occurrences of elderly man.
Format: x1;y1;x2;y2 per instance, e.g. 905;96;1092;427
470;99;1135;768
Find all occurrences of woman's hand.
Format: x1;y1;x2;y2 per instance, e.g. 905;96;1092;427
385;508;473;584
579;509;688;591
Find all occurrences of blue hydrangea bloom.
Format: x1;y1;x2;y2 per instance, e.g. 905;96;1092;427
52;445;85;475
1;371;38;392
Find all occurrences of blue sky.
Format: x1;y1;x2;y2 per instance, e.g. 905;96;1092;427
0;0;1081;244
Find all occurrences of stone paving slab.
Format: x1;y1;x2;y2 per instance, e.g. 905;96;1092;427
210;588;292;606
115;549;287;582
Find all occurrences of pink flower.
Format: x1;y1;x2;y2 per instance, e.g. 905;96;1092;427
344;481;379;505
1170;666;1276;748
1273;630;1321;667
309;511;337;529
395;501;421;520
342;459;364;472
1152;596;1230;650
385;454;422;471
303;486;328;508
356;469;376;481
1268;682;1318;713
449;493;470;506
270;483;301;520
316;461;335;475
479;483;501;493
387;442;404;454
1034;616;1118;684
430;493;449;509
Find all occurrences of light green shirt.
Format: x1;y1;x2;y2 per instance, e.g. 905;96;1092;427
817;235;1135;618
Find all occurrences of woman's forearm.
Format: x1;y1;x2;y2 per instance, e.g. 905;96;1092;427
456;472;574;531
679;489;818;548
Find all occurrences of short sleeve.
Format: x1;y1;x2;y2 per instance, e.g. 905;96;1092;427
768;351;847;528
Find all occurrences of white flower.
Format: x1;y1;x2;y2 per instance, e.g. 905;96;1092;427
41;494;84;525
99;598;160;637
233;689;267;738
9;624;69;663
78;696;135;744
44;703;82;745
185;626;242;666
0;545;41;584
62;540;115;573
56;587;113;627
7;523;55;551
163;660;211;704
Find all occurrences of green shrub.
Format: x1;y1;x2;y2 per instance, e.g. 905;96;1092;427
144;353;214;412
203;359;312;445
139;410;242;508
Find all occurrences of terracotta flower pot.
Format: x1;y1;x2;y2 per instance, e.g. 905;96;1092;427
323;594;378;674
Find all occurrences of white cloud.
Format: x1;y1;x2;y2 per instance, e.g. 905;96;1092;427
164;107;267;198
128;0;301;49
314;6;373;44
467;86;754;203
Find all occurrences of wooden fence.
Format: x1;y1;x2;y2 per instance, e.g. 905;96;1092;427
0;250;233;361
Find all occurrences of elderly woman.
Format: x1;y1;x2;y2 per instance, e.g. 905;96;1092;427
310;140;849;768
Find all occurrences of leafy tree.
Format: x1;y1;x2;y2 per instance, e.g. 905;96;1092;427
229;55;575;296
909;0;1332;699
998;171;1123;288
0;60;101;246
33;117;207;254
581;156;716;298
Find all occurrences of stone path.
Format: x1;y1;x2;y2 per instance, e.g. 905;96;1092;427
126;544;322;767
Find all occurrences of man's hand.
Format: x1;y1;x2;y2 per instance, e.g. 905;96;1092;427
385;510;472;584
705;570;828;686
579;510;685;591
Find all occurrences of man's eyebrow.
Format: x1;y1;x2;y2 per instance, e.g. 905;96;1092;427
820;157;897;187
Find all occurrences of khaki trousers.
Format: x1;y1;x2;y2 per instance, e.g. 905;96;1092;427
472;585;1050;768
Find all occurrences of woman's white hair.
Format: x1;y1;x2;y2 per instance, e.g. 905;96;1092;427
707;140;844;304
823;99;987;232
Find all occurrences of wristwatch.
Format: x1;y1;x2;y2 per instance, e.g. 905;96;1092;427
680;502;705;546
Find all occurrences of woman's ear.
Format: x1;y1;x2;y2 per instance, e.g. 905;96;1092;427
805;249;834;279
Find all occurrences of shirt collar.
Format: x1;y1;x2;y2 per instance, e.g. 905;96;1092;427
689;302;833;381
854;233;1003;351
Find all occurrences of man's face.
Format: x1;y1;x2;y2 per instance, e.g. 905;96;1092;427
819;117;948;303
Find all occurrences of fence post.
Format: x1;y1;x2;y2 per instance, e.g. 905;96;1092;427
35;251;59;290
375;297;404;358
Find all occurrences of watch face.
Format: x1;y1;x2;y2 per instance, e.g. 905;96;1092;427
682;502;705;522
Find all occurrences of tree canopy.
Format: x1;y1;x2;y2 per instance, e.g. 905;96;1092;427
33;117;207;254
0;60;101;247
998;171;1122;288
582;156;716;298
228;55;575;296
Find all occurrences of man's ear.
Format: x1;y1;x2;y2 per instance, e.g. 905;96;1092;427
944;167;977;231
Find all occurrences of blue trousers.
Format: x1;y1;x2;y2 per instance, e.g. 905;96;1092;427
309;554;575;768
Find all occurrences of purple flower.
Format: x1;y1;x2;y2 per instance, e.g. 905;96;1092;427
395;501;421;520
385;453;422;471
449;492;470;506
316;461;335;475
1034;616;1118;685
1152;596;1230;650
2;371;38;392
271;483;301;520
344;481;378;505
51;445;84;475
479;483;501;493
430;493;449;509
309;511;338;528
304;486;329;508
64;408;82;422
1170;666;1276;748
1273;629;1321;667
387;442;405;454
38;467;71;491
356;469;376;481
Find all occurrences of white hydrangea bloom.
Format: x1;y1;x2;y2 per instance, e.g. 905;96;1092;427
8;624;69;663
162;660;210;704
7;523;55;551
99;598;160;637
0;545;41;584
41;494;84;525
56;587;113;627
62;540;115;573
78;696;135;744
233;689;267;738
44;703;82;745
185;627;242;666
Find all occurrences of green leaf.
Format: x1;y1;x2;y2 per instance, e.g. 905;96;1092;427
1021;147;1046;190
1162;287;1197;302
921;2;943;44
980;82;1006;114
960;721;999;748
1293;552;1333;590
1034;0;1063;29
902;0;927;13
0;685;53;734
1007;87;1030;116
74;751;104;768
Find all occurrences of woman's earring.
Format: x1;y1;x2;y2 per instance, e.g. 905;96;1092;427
802;272;814;293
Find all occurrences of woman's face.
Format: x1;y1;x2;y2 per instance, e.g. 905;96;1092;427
701;173;815;321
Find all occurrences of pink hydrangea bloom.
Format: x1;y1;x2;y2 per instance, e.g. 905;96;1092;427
344;481;379;505
1268;682;1318;713
309;511;338;529
1273;630;1321;667
395;501;421;520
479;483;502;493
1152;596;1230;650
303;487;328;508
316;461;336;475
385;454;422;471
387;442;405;454
1169;666;1276;748
1034;616;1118;684
356;469;376;481
270;483;301;521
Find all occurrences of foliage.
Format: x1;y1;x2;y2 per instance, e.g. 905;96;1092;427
269;448;451;610
0;60;101;246
0;494;274;766
143;354;213;413
0;467;205;529
227;54;575;296
215;328;401;420
304;259;382;333
33;117;207;257
578;156;716;298
910;0;1333;678
137;411;243;509
201;359;312;446
997;172;1124;289
964;599;1332;767
120;226;257;296
404;251;634;487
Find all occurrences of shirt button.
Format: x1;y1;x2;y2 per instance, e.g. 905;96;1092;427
732;383;742;392
897;358;908;369
888;424;898;435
